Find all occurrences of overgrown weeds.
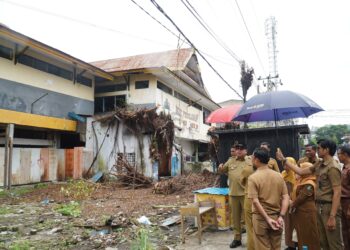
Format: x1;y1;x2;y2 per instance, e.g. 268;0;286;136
55;201;81;217
131;228;154;250
60;180;97;200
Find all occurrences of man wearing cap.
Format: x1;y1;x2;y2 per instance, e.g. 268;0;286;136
220;143;252;248
277;139;343;250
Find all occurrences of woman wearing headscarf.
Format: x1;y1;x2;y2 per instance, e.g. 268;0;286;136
290;162;320;250
281;157;298;250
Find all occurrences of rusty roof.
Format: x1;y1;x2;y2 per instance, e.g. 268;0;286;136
90;48;194;73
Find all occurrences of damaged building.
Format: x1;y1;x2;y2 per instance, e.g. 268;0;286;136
0;24;114;187
88;49;220;179
0;23;219;186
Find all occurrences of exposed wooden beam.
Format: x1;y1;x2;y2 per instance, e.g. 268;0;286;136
14;44;29;65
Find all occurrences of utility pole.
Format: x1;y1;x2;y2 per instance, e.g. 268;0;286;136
259;16;282;92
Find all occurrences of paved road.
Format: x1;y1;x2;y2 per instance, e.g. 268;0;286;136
176;229;287;250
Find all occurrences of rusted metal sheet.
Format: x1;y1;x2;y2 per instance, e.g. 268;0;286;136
73;147;83;179
0;147;93;185
65;149;74;178
90;48;194;73
48;149;57;181
40;148;49;182
57;149;65;181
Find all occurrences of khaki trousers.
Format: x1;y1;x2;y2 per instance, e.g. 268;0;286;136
341;199;350;250
231;195;244;240
316;203;343;250
252;214;282;250
244;196;254;250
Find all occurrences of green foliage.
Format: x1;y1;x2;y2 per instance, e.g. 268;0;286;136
55;201;81;217
9;240;31;250
60;180;95;200
34;183;48;189
131;228;154;250
315;124;350;144
0;207;12;215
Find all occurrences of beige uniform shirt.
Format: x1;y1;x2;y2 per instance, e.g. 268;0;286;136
240;164;255;195
310;158;341;202
298;156;319;165
223;156;252;196
248;168;288;216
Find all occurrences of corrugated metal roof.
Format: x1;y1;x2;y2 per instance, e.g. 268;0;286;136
90;48;194;73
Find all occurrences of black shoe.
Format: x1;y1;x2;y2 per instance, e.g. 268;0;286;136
230;240;242;248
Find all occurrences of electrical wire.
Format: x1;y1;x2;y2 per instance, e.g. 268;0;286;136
234;0;266;75
1;0;174;48
129;0;236;67
181;0;241;63
150;0;243;100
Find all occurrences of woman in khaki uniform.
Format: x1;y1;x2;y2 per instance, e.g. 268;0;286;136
281;157;297;249
290;162;320;250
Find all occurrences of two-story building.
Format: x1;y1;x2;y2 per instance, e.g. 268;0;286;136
89;48;220;177
0;24;113;186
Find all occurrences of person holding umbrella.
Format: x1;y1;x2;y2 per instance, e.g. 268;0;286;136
277;139;343;250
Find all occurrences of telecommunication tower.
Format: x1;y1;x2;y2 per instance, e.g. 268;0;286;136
258;16;282;91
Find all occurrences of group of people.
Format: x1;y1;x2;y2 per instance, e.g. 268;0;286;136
218;139;350;250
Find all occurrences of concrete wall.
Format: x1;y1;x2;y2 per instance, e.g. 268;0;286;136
86;118;154;178
0;147;93;186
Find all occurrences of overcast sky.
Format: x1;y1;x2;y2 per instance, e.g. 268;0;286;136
1;0;349;116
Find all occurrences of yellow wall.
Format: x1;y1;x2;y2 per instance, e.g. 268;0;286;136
0;58;94;101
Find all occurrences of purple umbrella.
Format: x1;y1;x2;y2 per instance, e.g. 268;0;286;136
233;90;324;123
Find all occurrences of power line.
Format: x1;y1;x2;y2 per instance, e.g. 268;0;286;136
149;0;243;100
180;0;241;63
129;0;237;67
234;0;266;75
1;0;175;48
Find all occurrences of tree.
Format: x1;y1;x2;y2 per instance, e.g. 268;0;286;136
314;124;350;144
240;60;254;103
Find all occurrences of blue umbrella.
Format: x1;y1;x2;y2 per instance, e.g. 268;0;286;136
233;90;324;123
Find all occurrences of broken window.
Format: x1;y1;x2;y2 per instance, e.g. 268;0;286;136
94;95;126;113
135;80;149;89
125;152;136;166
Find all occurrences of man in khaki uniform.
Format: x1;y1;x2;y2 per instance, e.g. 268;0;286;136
248;147;289;250
298;143;319;165
219;143;251;248
240;157;255;250
279;139;343;250
260;142;280;172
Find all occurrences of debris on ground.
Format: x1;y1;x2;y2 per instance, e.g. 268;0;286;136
153;170;220;195
110;155;153;188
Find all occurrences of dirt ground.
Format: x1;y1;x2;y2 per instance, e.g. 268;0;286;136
0;173;221;250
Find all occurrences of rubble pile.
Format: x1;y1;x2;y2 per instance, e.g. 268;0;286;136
111;155;153;188
153;170;220;195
